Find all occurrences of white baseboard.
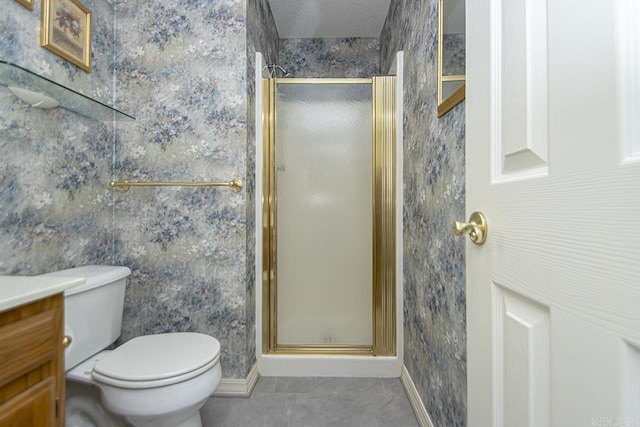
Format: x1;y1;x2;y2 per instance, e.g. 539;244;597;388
212;363;259;397
258;354;402;377
400;364;435;427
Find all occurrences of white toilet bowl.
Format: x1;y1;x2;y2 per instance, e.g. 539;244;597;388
65;332;221;427
66;381;126;427
91;332;221;427
42;266;223;427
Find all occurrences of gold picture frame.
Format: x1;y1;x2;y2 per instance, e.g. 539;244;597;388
41;0;91;72
15;0;34;11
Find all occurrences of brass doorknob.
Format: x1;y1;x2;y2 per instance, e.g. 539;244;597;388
62;335;72;348
453;211;488;245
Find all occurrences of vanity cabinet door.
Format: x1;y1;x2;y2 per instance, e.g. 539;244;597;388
0;295;64;427
0;378;55;427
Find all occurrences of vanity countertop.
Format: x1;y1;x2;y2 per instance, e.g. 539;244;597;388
0;275;85;313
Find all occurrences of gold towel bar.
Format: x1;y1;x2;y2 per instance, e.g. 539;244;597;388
109;178;243;193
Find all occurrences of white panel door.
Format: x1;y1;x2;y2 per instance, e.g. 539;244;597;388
466;0;640;425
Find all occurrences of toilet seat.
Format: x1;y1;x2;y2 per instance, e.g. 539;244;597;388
92;332;220;389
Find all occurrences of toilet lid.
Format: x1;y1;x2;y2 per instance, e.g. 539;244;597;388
93;332;220;383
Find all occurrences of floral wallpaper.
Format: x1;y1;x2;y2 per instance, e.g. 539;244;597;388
113;0;278;379
381;1;467;426
1;0;279;381
279;37;380;78
113;0;250;380
0;0;115;275
443;33;465;76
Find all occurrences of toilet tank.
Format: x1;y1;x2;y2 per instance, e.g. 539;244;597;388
42;265;131;370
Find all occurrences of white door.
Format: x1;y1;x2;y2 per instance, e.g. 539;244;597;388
466;0;640;425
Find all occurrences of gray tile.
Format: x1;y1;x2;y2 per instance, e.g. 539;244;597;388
380;377;407;397
202;376;418;427
253;376;278;394
373;389;420;427
274;377;320;394
203;393;297;427
201;397;245;427
311;377;385;398
291;396;381;427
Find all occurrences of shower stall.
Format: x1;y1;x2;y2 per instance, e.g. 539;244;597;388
255;55;403;375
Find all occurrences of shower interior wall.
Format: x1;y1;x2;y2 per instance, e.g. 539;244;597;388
279;38;380;78
0;2;466;422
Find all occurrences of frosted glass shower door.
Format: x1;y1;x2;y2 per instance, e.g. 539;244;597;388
275;81;373;347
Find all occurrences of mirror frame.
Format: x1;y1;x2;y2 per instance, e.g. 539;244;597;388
437;0;466;117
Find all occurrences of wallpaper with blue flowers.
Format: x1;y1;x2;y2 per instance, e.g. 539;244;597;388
1;0;278;380
443;33;465;76
113;0;278;379
0;0;115;275
381;1;467;426
279;37;379;78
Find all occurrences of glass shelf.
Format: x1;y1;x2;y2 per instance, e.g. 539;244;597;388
0;60;134;121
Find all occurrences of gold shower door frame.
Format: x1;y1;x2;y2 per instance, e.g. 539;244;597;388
261;77;396;356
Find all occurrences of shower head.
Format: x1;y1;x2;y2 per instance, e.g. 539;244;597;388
263;64;291;78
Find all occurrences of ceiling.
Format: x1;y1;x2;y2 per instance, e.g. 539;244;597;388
267;0;393;39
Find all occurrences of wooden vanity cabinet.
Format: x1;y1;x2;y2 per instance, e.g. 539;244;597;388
0;294;65;427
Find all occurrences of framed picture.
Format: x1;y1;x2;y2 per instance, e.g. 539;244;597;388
15;0;34;11
41;0;91;72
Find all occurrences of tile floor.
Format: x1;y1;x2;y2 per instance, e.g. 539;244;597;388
201;376;419;427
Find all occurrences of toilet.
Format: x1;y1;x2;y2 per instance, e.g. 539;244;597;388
43;266;222;427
